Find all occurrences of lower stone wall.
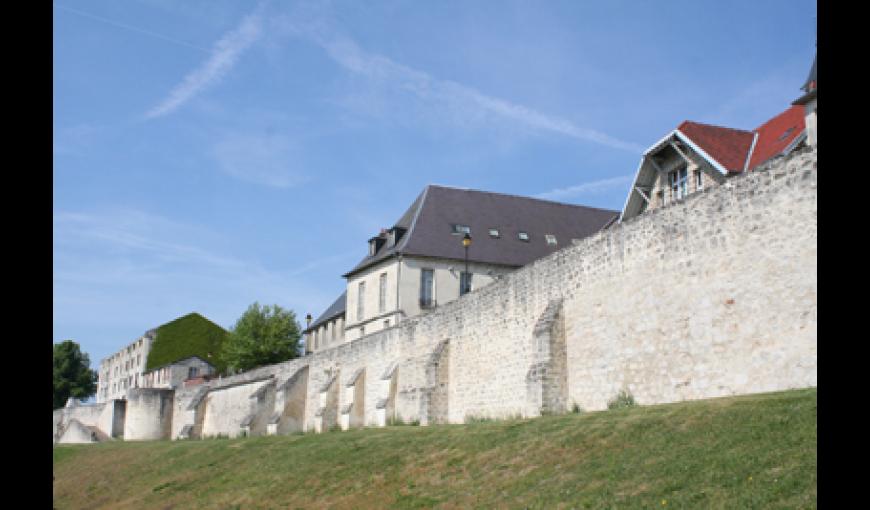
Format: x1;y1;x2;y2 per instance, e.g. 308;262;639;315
59;148;817;443
125;388;174;441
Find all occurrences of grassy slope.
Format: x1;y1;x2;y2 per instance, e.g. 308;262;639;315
53;388;816;509
145;313;229;374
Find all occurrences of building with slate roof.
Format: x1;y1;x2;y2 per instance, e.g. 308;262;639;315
304;186;618;351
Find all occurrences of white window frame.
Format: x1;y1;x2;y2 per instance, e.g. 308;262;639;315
668;166;688;201
379;273;387;314
357;281;365;322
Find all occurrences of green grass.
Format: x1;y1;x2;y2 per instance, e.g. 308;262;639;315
53;388;816;509
145;312;229;373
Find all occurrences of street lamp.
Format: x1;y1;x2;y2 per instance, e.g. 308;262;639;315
462;232;472;294
305;313;313;353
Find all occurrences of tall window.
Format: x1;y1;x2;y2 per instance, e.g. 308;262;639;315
694;169;703;191
188;367;198;379
357;281;365;321
668;166;688;201
420;269;434;307
379;273;387;313
460;271;472;295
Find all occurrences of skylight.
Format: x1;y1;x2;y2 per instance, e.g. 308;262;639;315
518;232;529;241
545;234;557;245
452;224;471;235
488;228;500;238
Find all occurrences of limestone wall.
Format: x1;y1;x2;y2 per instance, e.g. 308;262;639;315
199;377;274;438
124;388;174;441
75;147;816;442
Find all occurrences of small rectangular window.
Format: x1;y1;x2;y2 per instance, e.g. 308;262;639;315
420;269;434;307
451;224;471;235
518;232;529;241
695;169;703;190
188;367;198;379
545;234;557;246
357;281;365;321
488;228;500;238
379;273;387;314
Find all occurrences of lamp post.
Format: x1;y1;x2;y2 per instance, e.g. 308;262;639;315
462;232;472;294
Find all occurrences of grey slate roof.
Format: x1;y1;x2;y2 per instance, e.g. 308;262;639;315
801;53;816;93
305;291;347;333
343;184;618;277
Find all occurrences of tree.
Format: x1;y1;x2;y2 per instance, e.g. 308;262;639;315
53;340;97;409
223;303;302;373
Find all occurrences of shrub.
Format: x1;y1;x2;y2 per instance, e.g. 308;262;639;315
607;389;637;410
571;402;584;414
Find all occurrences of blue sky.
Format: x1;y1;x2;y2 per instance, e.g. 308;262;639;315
54;0;816;368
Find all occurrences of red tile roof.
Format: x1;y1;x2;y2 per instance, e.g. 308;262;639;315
746;105;806;170
676;121;755;173
675;105;806;174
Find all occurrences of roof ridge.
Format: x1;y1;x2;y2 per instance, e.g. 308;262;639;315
426;184;619;213
679;119;753;135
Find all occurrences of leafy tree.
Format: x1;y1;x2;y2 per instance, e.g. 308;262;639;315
223;303;302;373
53;340;97;409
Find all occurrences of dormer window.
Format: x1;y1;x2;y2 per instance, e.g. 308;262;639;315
488;228;500;238
452;224;471;235
518;232;529;242
388;226;407;247
368;235;387;256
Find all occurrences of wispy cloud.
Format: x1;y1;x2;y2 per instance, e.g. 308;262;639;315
54;3;210;53
277;17;643;153
144;2;266;119
535;175;634;201
53;123;104;156
211;132;307;188
54;208;340;332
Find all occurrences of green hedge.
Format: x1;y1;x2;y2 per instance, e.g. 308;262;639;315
145;313;229;374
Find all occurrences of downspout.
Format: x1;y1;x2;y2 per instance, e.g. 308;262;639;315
396;253;402;325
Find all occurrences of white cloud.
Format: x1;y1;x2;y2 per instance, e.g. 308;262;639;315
277;18;643;153
534;175;634;201
211;132;306;188
144;2;265;119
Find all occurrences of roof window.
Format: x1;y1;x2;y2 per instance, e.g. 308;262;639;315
452;224;471;235
518;232;529;242
545;234;557;246
488;228;500;238
777;127;796;141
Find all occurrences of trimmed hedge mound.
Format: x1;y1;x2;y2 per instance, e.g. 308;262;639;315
145;313;228;374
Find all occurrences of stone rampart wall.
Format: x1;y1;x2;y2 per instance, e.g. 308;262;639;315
59;148;816;442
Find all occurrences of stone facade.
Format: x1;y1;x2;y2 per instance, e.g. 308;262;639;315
96;330;155;402
141;356;216;390
343;255;510;342
53;148;816;443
